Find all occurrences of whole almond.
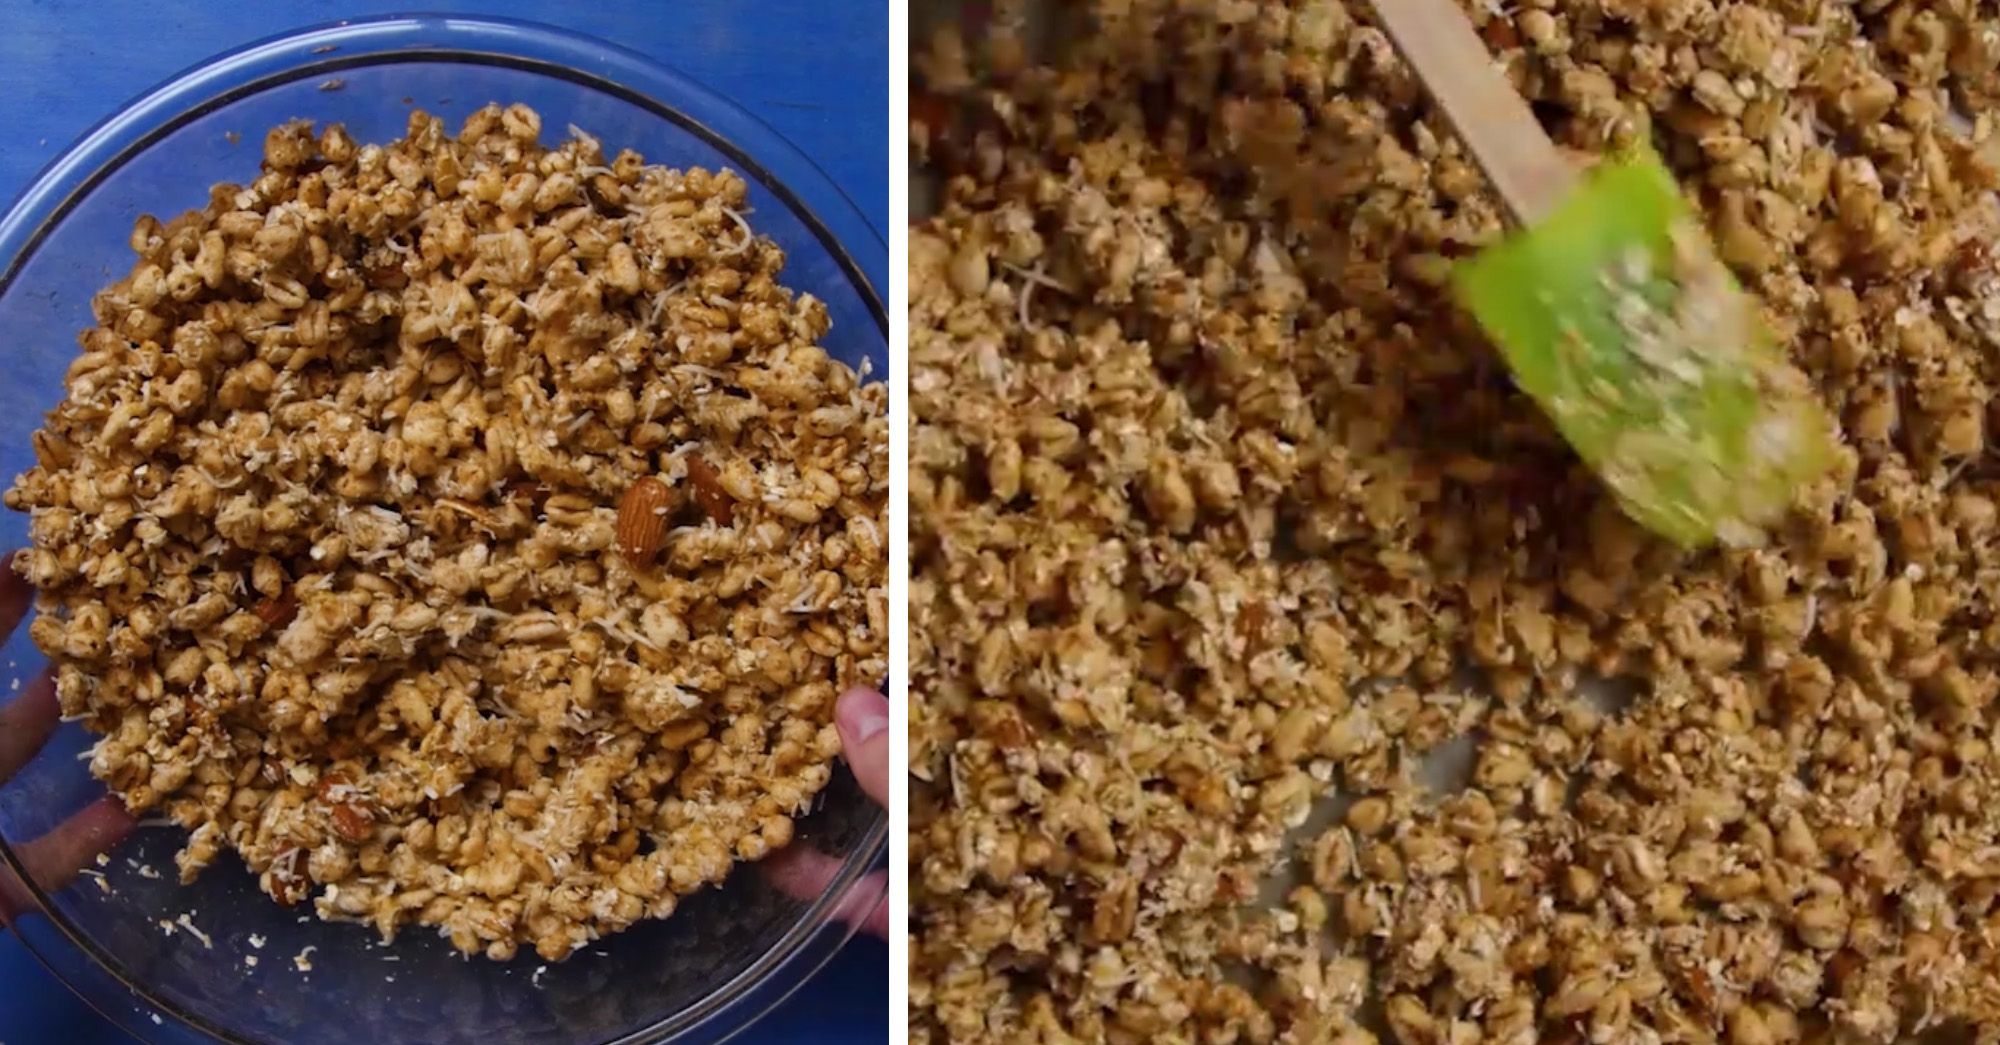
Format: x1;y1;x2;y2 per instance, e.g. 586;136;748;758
268;848;310;906
331;802;374;843
684;453;735;525
254;591;298;628
315;773;350;801
504;478;549;509
617;476;676;565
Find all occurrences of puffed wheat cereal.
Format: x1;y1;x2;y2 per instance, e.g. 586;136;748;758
10;104;887;961
912;2;2000;1042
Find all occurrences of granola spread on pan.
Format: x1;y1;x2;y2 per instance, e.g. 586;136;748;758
8;105;887;961
912;2;2000;1041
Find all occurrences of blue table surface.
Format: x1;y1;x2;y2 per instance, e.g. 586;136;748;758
0;2;888;1043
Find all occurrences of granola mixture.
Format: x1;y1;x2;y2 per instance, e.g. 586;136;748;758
8;105;887;961
911;1;2000;1041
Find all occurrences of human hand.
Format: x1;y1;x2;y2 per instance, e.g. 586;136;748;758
764;687;888;938
0;554;134;924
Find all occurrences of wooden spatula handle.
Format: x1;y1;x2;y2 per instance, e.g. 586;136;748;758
1366;0;1575;225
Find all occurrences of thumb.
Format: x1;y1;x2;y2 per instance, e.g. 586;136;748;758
834;688;889;808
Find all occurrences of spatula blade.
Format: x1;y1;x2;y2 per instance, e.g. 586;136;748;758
1456;152;1834;547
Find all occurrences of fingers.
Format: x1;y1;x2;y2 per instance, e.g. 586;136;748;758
0;797;134;922
0;549;30;641
1;856;31;920
0;670;58;784
763;845;834;901
764;847;888;939
834;687;889;808
759;688;892;940
20;797;134;892
0;645;134;923
854;872;889;938
0;551;54;783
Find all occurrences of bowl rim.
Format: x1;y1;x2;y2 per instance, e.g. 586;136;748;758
0;15;889;331
0;13;888;1045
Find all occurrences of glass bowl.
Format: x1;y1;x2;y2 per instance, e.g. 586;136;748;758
0;15;887;1045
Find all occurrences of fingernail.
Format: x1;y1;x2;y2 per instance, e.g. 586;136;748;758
838;688;888;744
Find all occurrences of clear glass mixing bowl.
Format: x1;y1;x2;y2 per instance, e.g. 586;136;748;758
0;15;887;1045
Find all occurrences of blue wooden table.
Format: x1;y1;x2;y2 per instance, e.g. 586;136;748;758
0;2;887;1043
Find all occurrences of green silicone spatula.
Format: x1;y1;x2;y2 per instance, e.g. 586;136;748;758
1369;0;1835;547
